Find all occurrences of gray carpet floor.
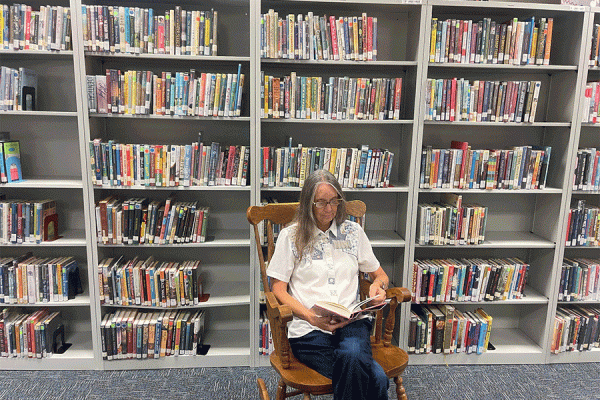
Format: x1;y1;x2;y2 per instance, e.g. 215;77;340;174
0;363;599;400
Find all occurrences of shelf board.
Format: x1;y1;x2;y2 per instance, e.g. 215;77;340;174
409;328;545;365
0;111;77;117
262;118;413;124
261;59;418;67
0;49;74;58
102;328;250;369
0;230;87;247
93;184;250;192
549;348;600;363
366;230;405;247
0;331;95;370
419;187;562;194
97;229;249;248
102;283;249;309
84;52;250;62
89;113;250;121
1;291;91;307
557;299;600;304
572;189;600;194
261;184;409;192
415;231;555;249
418;285;548;305
3;178;83;189
423;121;570;127
430;0;586;12
428;63;577;72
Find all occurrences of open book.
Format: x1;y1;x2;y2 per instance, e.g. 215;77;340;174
311;296;391;321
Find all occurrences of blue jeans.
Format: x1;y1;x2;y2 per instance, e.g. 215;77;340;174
289;318;389;400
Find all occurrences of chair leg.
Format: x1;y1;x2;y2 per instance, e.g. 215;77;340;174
302;394;311;400
276;379;287;400
394;376;408;400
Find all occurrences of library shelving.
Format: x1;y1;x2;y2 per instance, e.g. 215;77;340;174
0;0;97;370
3;0;600;370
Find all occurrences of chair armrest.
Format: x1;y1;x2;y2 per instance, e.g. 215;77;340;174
371;286;412;347
265;292;295;368
386;287;412;303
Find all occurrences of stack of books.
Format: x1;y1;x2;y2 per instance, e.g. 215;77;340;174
417;194;488;246
261;73;402;120
0;255;81;304
101;309;205;360
0;66;37;112
0;199;58;244
429;17;553;65
261;10;378;61
420;142;551;190
98;257;204;307
86;66;244;117
261;144;393;189
409;305;493;356
558;258;600;301
0;4;72;51
89;139;249;188
0;308;63;358
81;5;217;55
412;258;529;304
95;196;209;246
552;306;600;354
425;78;541;123
565;200;600;247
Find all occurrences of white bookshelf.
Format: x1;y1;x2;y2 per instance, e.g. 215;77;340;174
3;0;600;370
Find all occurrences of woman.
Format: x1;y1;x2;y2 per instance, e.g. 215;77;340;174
267;169;390;400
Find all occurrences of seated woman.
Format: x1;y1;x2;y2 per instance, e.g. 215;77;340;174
267;169;390;400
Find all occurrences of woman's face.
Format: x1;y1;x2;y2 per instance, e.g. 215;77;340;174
313;183;339;232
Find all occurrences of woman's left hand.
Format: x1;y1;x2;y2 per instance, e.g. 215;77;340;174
369;283;387;305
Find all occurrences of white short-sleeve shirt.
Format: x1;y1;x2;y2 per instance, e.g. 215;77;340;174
267;219;380;338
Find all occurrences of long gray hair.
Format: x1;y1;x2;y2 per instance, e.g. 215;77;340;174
294;169;347;258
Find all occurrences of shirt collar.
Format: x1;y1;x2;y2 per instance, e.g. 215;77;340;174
314;219;339;239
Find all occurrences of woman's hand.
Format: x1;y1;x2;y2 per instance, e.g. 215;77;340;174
308;312;351;333
369;282;387;305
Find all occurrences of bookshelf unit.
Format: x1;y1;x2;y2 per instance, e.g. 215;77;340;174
0;0;97;370
3;0;600;371
549;5;600;363
74;0;253;368
406;1;588;364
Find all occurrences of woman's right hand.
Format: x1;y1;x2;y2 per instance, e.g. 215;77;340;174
308;313;350;333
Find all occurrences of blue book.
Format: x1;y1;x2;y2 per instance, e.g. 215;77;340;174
124;7;130;51
183;144;192;186
476;317;487;354
115;143;122;185
3;141;22;183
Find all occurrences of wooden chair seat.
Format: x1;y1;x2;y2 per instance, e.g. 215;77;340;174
271;354;333;396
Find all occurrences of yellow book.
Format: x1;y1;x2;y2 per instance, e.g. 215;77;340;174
306;77;312;119
430;18;438;63
475;308;493;352
329;148;338;174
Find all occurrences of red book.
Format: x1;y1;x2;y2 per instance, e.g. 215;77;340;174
427;271;436;303
225;145;236;185
367;17;373;61
451;140;469;189
16;202;23;243
444;265;454;301
393;78;402;120
477;80;485;121
25;6;31;50
450;78;457;122
329;16;339;60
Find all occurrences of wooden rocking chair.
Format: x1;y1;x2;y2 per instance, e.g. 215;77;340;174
247;200;411;400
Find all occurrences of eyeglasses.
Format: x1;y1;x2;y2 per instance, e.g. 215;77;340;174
313;199;343;208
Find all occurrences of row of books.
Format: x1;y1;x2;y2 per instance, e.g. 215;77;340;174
419;143;551;190
261;145;393;189
409;304;493;355
559;258;600;302
96;196;209;246
89;139;249;188
0;138;23;183
589;24;600;67
82;5;217;56
0;199;58;244
0;66;37;111
417;194;488;246
261;73;402;121
0;254;81;305
0;308;63;358
573;148;600;191
86;66;245;117
425;78;542;123
582;81;600;124
552;306;599;354
258;311;273;356
98;257;204;308
101;308;206;360
261;10;377;61
429;17;553;65
0;4;72;51
565;200;600;247
411;258;529;304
